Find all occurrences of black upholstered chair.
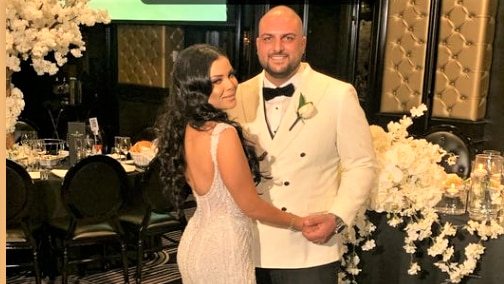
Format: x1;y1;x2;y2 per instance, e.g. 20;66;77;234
47;155;130;284
6;159;42;284
423;124;475;179
119;157;187;284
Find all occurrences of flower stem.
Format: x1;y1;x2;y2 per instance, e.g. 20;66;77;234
289;116;302;131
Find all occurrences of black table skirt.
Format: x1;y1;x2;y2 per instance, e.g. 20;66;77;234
356;211;504;284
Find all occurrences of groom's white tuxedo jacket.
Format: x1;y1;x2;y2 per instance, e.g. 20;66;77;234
227;63;377;268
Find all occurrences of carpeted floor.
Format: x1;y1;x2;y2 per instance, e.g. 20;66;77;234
7;231;184;284
7;206;196;284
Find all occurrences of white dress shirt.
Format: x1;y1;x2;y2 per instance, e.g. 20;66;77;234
263;76;299;136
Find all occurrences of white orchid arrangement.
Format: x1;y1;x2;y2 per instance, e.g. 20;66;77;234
6;0;111;76
338;104;504;284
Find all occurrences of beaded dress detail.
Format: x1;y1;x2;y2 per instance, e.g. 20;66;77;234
177;123;255;284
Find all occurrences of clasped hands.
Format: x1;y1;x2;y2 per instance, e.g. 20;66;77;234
293;213;339;245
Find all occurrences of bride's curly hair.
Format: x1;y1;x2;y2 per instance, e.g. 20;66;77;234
155;44;261;215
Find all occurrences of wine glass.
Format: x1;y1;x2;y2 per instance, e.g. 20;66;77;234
119;137;131;161
31;139;48;179
83;137;95;157
31;139;46;157
20;131;38;146
113;136;123;160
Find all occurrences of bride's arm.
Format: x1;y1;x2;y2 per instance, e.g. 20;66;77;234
217;127;305;231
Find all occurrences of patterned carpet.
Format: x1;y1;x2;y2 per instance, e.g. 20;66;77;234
7;231;184;284
7;206;196;284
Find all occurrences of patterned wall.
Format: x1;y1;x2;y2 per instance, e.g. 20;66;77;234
380;0;498;121
117;25;184;88
433;0;498;120
380;0;431;113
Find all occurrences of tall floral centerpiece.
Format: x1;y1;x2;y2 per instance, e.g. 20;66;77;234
338;105;504;284
5;0;110;140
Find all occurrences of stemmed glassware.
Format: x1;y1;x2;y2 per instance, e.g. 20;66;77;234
30;139;49;179
20;131;38;146
31;139;46;158
114;136;131;161
120;137;131;161
26;139;45;172
83;136;96;157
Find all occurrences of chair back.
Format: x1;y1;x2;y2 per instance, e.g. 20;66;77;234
138;157;189;222
61;155;129;221
14;120;39;144
139;157;175;213
6;159;34;226
423;124;475;179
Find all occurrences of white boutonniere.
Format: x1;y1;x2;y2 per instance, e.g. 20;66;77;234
289;93;317;131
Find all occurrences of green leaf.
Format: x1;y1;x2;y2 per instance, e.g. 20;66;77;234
298;93;306;109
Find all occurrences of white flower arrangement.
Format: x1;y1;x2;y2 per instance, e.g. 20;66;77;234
339;104;504;284
5;0;110;137
6;0;111;75
6;85;25;134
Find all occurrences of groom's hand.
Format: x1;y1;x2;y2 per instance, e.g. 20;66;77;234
301;214;337;244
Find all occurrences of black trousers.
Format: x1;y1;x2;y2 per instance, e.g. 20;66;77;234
255;261;340;284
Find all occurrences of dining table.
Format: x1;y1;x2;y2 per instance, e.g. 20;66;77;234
355;211;504;284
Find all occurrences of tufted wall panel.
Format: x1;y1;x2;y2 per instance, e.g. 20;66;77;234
433;0;497;120
117;25;184;88
380;0;431;113
380;0;497;121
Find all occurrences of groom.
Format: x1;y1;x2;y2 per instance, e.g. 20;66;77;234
227;5;377;283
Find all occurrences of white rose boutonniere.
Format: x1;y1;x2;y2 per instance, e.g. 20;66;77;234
289;93;317;131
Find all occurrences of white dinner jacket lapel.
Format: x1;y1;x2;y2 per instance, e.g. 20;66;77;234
240;64;325;158
269;65;325;157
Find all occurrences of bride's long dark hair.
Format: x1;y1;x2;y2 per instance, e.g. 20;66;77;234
155;44;261;214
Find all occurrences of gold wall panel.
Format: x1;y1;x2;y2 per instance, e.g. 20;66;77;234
380;0;431;113
432;0;497;120
380;0;498;121
117;25;184;88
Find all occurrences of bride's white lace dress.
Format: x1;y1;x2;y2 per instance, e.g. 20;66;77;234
177;123;256;284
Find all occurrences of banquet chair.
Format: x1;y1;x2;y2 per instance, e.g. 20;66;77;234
6;159;42;284
423;124;475;179
119;157;187;284
47;155;130;284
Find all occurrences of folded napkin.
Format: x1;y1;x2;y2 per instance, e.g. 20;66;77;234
107;153;121;160
28;171;40;180
121;163;136;173
51;169;68;178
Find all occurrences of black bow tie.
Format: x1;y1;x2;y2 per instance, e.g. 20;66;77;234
263;84;295;101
